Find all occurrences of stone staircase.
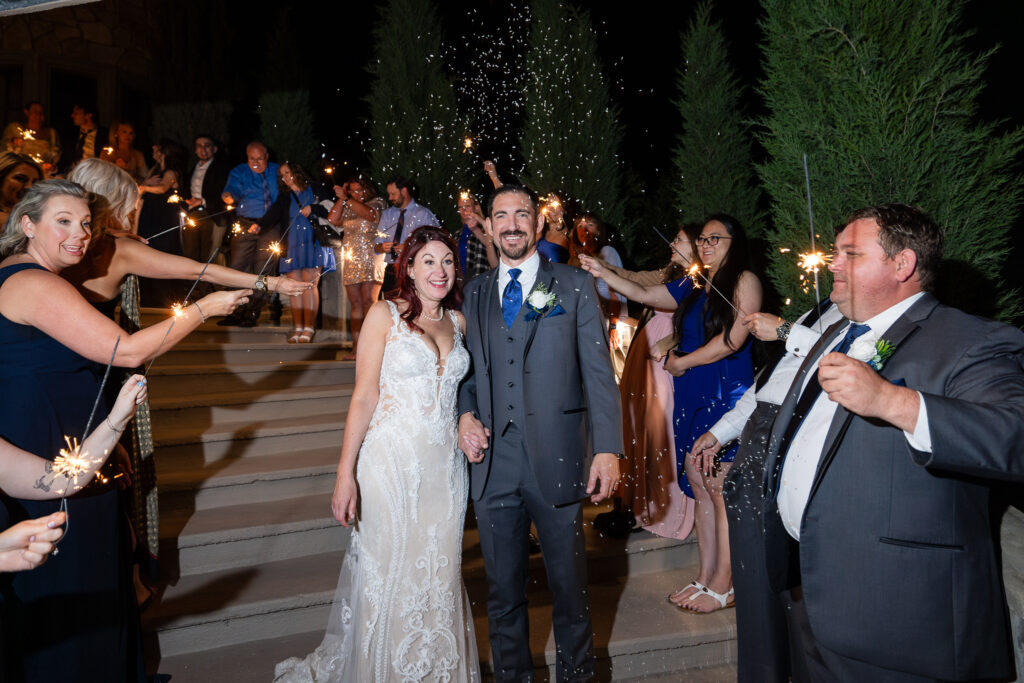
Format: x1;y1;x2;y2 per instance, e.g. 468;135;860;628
138;307;738;681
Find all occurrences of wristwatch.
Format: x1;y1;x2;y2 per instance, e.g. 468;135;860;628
254;274;268;292
776;320;792;341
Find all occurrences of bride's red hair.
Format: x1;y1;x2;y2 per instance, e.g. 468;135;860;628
386;226;464;334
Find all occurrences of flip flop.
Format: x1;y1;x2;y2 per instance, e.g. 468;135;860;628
668;580;707;605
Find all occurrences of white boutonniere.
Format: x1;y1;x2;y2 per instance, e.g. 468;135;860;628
848;332;895;371
524;282;564;321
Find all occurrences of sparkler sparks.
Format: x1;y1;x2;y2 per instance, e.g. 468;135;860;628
459;190;470;201
463;137;473;150
171;303;185;318
232;222;243;235
797;251;830;274
53;437;95;494
102;146;114;155
167;193;182;204
20;128;35;141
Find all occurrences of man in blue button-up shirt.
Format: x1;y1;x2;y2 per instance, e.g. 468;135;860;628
219;141;280;326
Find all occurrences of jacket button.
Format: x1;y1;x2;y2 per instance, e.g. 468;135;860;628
507;404;514;411
508;359;514;365
507;381;514;388
507;336;514;343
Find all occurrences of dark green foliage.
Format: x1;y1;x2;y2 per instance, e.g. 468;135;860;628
519;0;625;227
673;0;763;235
259;10;317;171
757;0;1024;319
366;0;471;231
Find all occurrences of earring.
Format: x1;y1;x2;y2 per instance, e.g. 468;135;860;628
25;233;34;239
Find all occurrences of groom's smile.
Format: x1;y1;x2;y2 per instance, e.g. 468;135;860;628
486;190;544;266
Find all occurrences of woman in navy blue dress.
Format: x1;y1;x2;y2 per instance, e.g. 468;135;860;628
0;180;249;681
258;163;336;343
582;215;761;614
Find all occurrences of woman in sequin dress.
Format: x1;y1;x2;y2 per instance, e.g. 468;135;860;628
330;175;385;359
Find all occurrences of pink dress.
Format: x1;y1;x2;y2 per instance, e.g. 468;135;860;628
619;311;694;540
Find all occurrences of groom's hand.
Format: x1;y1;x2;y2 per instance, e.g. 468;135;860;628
458;412;490;463
587;453;621;503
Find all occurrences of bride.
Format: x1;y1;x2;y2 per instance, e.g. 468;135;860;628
275;226;480;682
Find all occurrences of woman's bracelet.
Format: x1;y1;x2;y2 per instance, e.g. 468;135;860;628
193;301;206;323
105;416;125;433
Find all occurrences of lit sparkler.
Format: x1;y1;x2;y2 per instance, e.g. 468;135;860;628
459;190;470;201
53;437;93;493
797;251;830;274
102;146;114;155
167;193;182;204
232;222;242;235
463;137;473;151
20;128;35;141
171;302;184;318
650;225;744;316
802;153;825;332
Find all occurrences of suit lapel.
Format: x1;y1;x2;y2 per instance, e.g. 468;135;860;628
479;269;499;370
804;295;933;505
522;258;555;362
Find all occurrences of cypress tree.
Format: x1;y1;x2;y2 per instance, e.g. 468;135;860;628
366;0;471;230
673;0;763;234
519;0;625;227
758;0;1024;319
259;10;317;171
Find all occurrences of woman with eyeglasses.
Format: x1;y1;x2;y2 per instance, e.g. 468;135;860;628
581;214;761;614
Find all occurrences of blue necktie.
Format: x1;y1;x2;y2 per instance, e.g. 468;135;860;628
261;173;272;212
502;268;522;328
772;322;872;496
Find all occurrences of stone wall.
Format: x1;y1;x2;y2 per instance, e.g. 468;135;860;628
0;0;154;77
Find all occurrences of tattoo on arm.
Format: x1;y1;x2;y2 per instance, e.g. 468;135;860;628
33;460;55;492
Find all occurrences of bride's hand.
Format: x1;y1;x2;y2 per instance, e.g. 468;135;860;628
332;476;358;527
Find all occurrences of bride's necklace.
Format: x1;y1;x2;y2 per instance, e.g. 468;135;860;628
420;307;444;322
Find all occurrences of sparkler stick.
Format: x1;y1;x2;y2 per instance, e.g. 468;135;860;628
256;212;300;278
181;244;221;306
650;225;744;316
144;203;243;242
802;153;825;333
53;337;121;540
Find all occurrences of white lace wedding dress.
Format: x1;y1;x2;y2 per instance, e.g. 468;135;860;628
275;301;479;682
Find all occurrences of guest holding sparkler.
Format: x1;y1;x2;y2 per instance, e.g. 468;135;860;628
253;163;336;343
2;101;61;177
0;180;249;682
582;214;761;614
100;121;149;182
0;152;42;226
329;173;385;357
456;190;497;279
536;191;574;263
0;374;147;571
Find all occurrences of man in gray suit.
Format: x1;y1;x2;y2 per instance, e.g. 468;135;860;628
458;184;623;682
762;203;1024;681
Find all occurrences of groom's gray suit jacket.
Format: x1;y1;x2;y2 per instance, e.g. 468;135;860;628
761;292;1024;680
458;257;623;506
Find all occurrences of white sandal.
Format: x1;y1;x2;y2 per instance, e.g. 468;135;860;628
684;586;735;613
298;327;314;343
668;580;707;605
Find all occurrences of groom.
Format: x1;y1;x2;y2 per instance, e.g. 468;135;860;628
458;184;623;682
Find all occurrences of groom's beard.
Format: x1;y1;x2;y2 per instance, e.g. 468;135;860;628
496;231;531;261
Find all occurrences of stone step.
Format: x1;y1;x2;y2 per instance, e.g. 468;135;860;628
157;340;347;365
155;630;737;683
152;413;345;466
157;446;339;512
149;384;353;427
146;359;355;399
158;491;349;577
147;502;698;657
146;560;733;679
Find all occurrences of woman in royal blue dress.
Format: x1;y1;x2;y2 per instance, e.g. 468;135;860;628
582;214;761;614
257;162;337;343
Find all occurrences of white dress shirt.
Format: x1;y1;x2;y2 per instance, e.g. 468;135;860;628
709;304;845;445
497;250;541;305
778;292;931;540
190;158;213;205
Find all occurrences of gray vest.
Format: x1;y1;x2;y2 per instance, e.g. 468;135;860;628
488;290;530;439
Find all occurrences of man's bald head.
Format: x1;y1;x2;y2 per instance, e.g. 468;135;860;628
246;142;269;173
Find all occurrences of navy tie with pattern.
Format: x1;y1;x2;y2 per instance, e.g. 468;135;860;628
772;322;872;496
502;268;523;328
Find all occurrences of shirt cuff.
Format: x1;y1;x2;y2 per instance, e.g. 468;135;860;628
785;324;819;357
709;421;739;447
904;391;932;452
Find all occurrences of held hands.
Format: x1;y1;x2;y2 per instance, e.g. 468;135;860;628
818;353;919;431
586;453;621;503
272;277;313;297
107;374;148;432
577;255;605;280
199;289;253;318
743;312;787;342
332;475;358;527
663;350;689;377
0;511;66;572
458;412;490;464
688;431;721;477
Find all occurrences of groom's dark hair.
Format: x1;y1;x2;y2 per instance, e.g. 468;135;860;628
486;184;538;218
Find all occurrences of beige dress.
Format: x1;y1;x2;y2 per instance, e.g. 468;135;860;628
341;197;386;285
